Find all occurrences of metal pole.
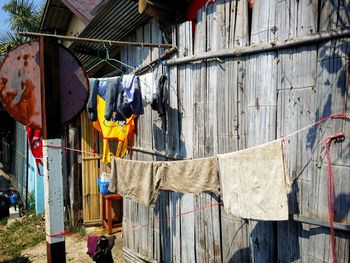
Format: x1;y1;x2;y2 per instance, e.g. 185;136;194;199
19;31;174;49
40;36;66;263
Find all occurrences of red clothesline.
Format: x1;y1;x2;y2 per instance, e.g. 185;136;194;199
123;201;224;234
42;113;350;159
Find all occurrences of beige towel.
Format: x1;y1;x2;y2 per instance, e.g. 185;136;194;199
108;158;161;207
157;157;220;193
218;139;290;221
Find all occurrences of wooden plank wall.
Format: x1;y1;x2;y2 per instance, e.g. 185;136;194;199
81;112;101;223
106;1;349;262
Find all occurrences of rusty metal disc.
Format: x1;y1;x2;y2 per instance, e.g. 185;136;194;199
0;41;89;129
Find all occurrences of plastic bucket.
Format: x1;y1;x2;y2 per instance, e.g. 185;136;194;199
10;194;17;205
97;178;112;195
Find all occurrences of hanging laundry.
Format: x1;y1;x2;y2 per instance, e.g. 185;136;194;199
109;158;161;207
139;73;154;105
101;77;121;121
218;139;291;221
89;76;143;122
121;74;144;116
93;96;135;141
139;73;168;117
92;97;135;163
151;74;168;117
26;127;43;176
157;157;219;193
87;79;99;121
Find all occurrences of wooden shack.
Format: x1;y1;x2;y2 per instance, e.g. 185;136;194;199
115;0;350;262
78;0;349;262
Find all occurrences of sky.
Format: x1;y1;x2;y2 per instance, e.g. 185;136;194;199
0;0;45;33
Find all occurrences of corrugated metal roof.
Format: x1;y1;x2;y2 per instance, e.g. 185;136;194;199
40;0;72;33
69;0;149;76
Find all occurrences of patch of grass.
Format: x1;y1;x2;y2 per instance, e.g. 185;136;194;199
0;216;8;226
0;214;45;261
67;222;86;236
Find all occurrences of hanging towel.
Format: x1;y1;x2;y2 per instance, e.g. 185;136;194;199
87;79;99;121
157;157;219;194
218;139;291;221
108;158;161;207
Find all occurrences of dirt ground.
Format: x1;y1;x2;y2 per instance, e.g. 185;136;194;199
21;228;125;263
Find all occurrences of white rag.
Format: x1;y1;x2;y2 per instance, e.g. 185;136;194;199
139;73;154;105
218;139;291;221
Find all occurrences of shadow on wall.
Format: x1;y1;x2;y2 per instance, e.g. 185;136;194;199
228;247;250;263
320;0;350;29
306;41;350;150
298;192;350;239
154;191;184;263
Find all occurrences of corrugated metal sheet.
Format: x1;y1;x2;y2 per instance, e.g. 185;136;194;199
69;0;149;75
10;122;27;204
40;0;72;33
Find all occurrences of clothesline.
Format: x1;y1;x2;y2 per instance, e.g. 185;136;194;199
47;199;224;238
42;112;350;160
43;113;349;243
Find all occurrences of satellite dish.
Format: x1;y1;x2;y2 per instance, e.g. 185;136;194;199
0;41;89;129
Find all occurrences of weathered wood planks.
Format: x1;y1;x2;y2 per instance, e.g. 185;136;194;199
93;3;350;263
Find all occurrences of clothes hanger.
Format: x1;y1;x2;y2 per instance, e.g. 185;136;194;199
86;43;125;74
104;41;135;77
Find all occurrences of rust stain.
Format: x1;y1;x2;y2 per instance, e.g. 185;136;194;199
0;77;8;92
0;41;41;129
1;41;88;129
0;78;38;129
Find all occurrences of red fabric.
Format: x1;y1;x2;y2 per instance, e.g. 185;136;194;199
187;0;208;22
187;0;215;32
26;127;43;176
248;0;254;8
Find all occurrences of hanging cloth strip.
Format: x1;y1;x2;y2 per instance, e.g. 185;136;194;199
26;127;43;176
319;132;345;263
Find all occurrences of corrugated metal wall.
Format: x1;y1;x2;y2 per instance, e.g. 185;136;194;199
81;1;349;262
10;122;28;205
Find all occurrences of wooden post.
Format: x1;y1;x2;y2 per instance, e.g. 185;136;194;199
40;36;66;263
